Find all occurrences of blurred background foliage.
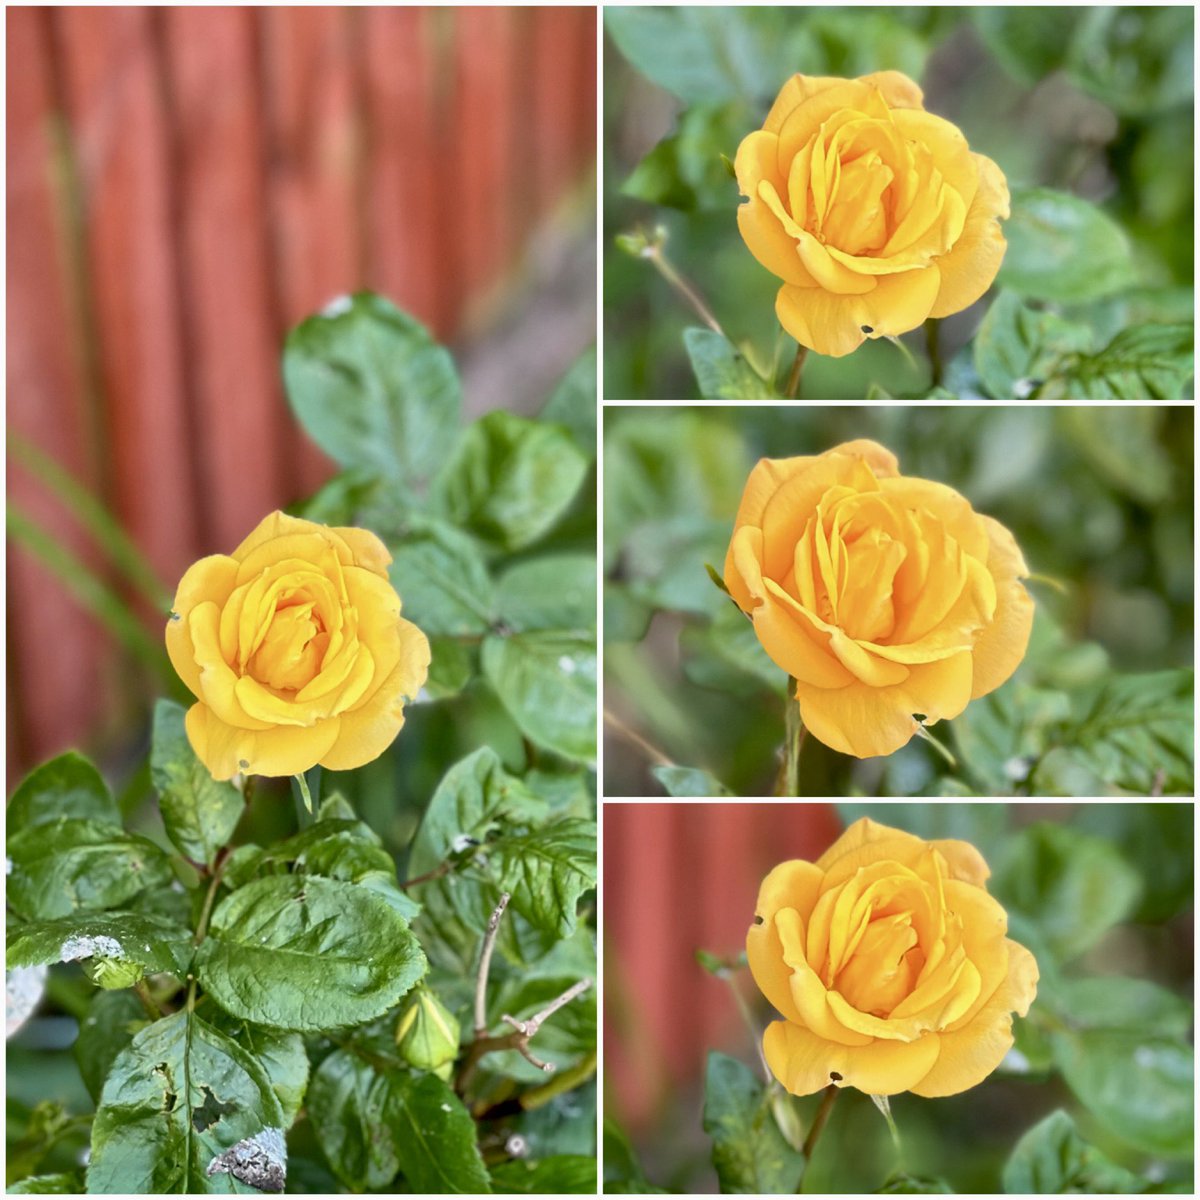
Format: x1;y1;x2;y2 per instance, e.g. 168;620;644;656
603;5;1194;399
604;802;1194;1194
603;404;1194;797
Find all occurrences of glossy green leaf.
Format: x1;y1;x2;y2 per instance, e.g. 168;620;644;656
1045;323;1193;401
482;632;597;762
624;106;744;213
684;328;774;399
6;751;120;830
876;1175;954;1194
495;555;596;633
151;699;244;868
8;1174;84;1194
1002;1108;1140;1193
540;346;597;454
651;765;733;797
407;747;546;878
208;1015;309;1131
702;1052;804;1194
1051;1029;1193;1157
195;876;427;1032
425;636;475;699
998;188;1135;302
433;411;589;552
1058;406;1174;502
490;1155;597;1193
1051;976;1192;1038
951;683;1071;793
388;519;496;636
87;1009;286;1193
6;820;173;921
244;817;395;884
74;989;148;1103
489;818;597;938
1069;669;1193;795
973;7;1084;81
991;823;1140;961
308;1050;490;1193
7;911;191;977
973;292;1092;400
283;291;461;488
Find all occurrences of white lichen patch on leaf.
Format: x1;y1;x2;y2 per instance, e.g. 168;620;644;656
206;1127;286;1193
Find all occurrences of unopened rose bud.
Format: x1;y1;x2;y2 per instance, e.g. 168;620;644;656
395;987;460;1077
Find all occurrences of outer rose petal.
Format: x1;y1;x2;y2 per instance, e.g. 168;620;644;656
815;817;990;888
185;702;341;780
166;555;239;698
794;650;973;758
970;516;1034;699
775;265;941;358
763;71;924;134
319;620;431;771
909;941;1039;1097
735;132;816;286
764;1019;941;1097
929;153;1011;319
746;860;825;1025
333;525;393;577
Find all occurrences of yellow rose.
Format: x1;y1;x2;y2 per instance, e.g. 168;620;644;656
735;71;1010;357
748;817;1038;1098
166;512;430;780
723;440;1033;758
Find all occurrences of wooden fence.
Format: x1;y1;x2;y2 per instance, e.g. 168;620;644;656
604;802;841;1129
6;6;596;780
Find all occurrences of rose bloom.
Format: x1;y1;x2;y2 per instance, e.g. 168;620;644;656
166;512;430;779
749;817;1038;1097
735;71;1009;357
724;439;1033;758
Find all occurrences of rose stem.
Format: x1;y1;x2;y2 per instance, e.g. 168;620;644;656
641;241;725;336
776;681;806;796
925;317;943;389
784;343;808;398
797;1084;840;1191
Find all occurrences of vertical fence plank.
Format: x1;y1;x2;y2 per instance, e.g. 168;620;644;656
532;7;595;212
259;5;361;497
56;6;199;587
161;5;289;547
5;7;105;776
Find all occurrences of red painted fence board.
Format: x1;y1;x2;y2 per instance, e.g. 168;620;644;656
5;6;596;781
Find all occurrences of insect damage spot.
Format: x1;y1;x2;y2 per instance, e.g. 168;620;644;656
829;1071;843;1081
860;325;874;333
60;934;124;962
752;915;764;925
206;1128;286;1193
192;1085;237;1132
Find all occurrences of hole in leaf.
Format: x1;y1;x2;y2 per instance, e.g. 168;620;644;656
192;1085;236;1132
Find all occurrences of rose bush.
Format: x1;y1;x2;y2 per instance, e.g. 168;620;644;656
166;511;430;779
735;70;1010;357
724;438;1034;758
748;816;1038;1097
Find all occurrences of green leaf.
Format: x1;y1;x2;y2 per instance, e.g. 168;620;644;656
998;188;1135;303
87;1008;287;1193
433;411;589;552
973;291;1092;399
951;683;1071;793
702;1052;804;1194
195;875;427;1032
490;1155;597;1193
876;1174;955;1194
603;583;653;644
1045;323;1193;401
1050;976;1192;1039
624;105;744;213
208;1015;309;1130
684;328;773;399
1002;1108;1140;1193
7;911;192;977
307;1051;490;1192
495;555;596;633
74;989;148;1103
388;519;496;636
1050;1029;1193;1158
8;1174;84;1194
489;818;597;938
6;820;173;920
482;632;597;763
540;346;596;454
651;765;732;797
425;636;475;699
991;823;1141;961
407;747;546;878
1068;669;1193;794
282;291;461;488
603;1118;667;1193
151;699;244;868
6;751;120;829
603;7;765;103
245;817;396;884
1066;5;1195;116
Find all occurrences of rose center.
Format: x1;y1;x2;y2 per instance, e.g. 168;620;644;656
248;598;329;692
